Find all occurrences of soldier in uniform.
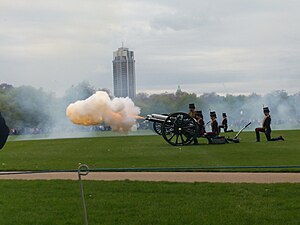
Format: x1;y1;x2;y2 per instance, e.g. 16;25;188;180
188;103;196;118
188;103;199;145
195;110;206;137
255;107;284;142
204;111;219;143
218;112;234;133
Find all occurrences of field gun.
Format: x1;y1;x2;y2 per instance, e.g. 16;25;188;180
145;112;198;146
145;112;251;146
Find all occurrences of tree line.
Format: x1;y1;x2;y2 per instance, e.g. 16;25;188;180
0;82;299;133
135;88;300;129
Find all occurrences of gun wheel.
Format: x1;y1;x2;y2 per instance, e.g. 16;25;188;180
152;121;162;135
162;112;198;146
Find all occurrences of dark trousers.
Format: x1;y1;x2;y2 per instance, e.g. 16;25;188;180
205;132;217;144
255;128;282;141
218;125;233;133
193;136;199;144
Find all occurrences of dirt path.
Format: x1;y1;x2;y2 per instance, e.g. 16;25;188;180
1;172;300;183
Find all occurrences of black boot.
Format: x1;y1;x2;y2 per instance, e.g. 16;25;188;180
279;136;284;141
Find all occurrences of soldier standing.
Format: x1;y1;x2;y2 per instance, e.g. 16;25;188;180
255;107;284;142
188;103;196;118
188;103;199;145
218;112;234;133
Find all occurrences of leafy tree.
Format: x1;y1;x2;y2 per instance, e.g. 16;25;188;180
0;85;54;129
1;81;299;132
8;86;53;128
63;81;96;104
0;83;13;93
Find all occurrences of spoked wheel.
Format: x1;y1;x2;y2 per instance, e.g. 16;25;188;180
152;121;162;135
152;113;168;135
161;112;198;146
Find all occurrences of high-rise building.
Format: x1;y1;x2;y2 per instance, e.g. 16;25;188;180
112;46;136;98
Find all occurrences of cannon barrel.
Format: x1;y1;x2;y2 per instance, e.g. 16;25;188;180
145;114;168;123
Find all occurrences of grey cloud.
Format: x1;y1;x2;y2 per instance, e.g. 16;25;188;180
150;12;207;31
1;0;300;96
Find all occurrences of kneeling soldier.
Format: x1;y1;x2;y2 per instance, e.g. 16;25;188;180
218;112;234;133
195;110;206;137
205;111;219;143
255;107;284;142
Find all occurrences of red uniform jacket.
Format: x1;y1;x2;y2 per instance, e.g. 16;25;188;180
262;115;271;133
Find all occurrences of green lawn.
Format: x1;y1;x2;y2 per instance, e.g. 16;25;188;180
0;130;299;171
0;130;300;225
0;180;300;225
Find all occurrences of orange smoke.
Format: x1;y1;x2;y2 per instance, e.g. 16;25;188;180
131;115;145;119
66;91;141;132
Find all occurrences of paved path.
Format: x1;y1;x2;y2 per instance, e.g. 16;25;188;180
1;172;300;183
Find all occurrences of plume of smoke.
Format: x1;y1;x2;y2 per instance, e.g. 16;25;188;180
66;91;141;132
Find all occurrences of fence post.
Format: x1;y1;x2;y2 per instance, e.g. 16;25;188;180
78;164;90;225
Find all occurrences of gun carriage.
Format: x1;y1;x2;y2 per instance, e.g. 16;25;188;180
145;112;251;146
146;112;199;146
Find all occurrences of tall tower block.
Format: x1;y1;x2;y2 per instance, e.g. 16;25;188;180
112;47;136;98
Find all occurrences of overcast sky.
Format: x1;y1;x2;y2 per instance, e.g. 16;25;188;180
1;0;299;96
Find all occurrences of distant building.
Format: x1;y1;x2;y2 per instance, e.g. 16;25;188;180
112;46;136;98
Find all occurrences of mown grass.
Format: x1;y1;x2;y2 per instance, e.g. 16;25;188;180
0;130;299;225
0;130;299;171
0;180;300;225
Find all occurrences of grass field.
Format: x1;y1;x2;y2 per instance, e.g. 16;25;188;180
0;130;300;225
0;180;300;225
1;130;299;171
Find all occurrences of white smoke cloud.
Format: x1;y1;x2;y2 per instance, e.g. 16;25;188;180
66;91;141;132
